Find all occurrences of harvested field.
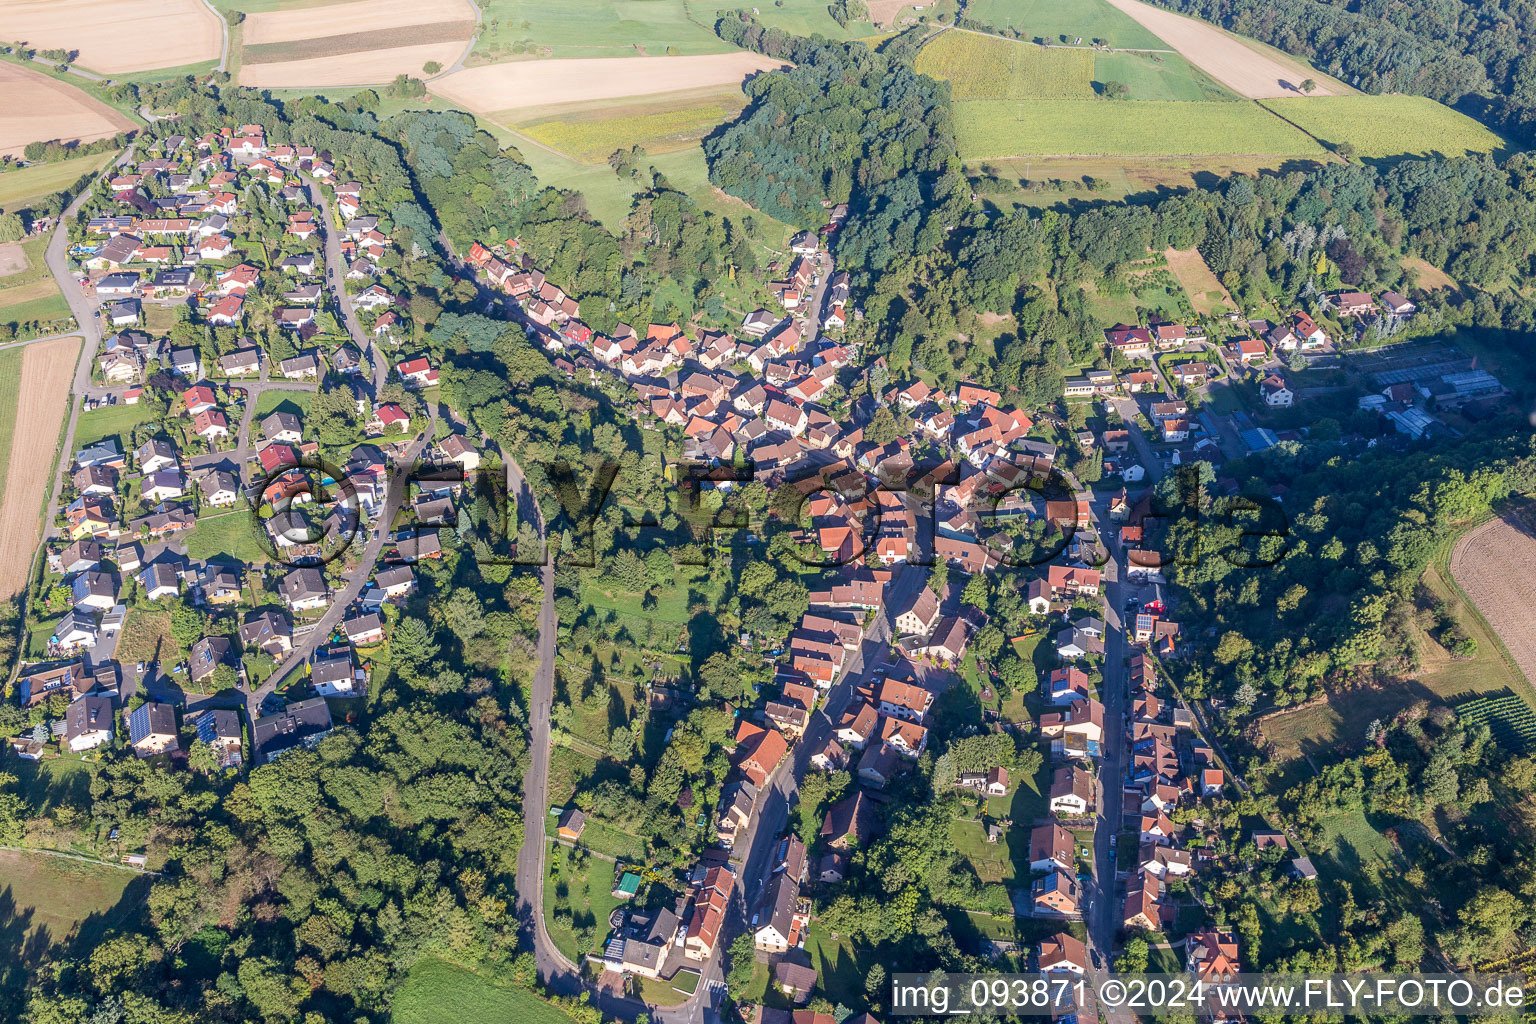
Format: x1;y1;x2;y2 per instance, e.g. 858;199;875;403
238;42;468;87
1449;512;1536;695
867;0;913;27
236;0;473;85
242;22;474;64
241;0;473;44
0;64;133;160
432;53;786;116
0;0;222;74
0;243;26;278
1164;246;1232;313
1101;0;1347;98
0;335;79;598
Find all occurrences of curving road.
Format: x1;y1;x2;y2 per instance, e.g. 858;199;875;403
243;178;435;716
303;176;388;397
37;146;136;551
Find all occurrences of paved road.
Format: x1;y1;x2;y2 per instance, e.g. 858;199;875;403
1109;395;1163;481
241;403;436;715
194;0;230;73
435;0;483;78
303;176;388;397
793;251;834;358
37;146;136;553
187;379;317;474
1083;488;1134;1024
243;183;434;717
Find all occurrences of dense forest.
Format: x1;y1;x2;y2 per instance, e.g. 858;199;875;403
1141;0;1536;144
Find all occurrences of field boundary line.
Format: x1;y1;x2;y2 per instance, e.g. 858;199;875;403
1254;98;1333;153
948;23;1175;53
1440;507;1536;707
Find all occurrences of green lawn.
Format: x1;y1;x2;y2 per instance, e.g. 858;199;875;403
0;291;71;324
470;0;736;62
391;958;573;1024
742;0;879;40
546;746;599;805
0;346;23;508
952;817;1018;884
1092;51;1235;101
0;850;147;952
954;98;1326;159
508;138;789;236
185;511;270;565
805;921;876;1009
999;741;1051;822
572;818;647;861
74;402;154;450
543;844;622;962
1262;95;1507;159
964;0;1169;49
253;389;312;419
0;152;112;209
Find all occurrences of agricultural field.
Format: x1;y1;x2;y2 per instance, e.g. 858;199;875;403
0;347;21;507
469;0;737;63
434;52;782;118
0;335;79;598
514;91;747;163
1101;0;1347;99
391;959;572;1024
0;63;134;159
968;153;1328;209
0;236;68;325
741;0;879;40
964;0;1167;49
1263;95;1506;159
0;152;112;211
1448;513;1536;696
954;98;1324;159
0;0;222;75
237;0;475;87
1092;50;1235;101
915;30;1094;100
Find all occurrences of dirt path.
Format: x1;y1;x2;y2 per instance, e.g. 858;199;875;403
1101;0;1347;98
0;335;80;598
1449;512;1536;693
